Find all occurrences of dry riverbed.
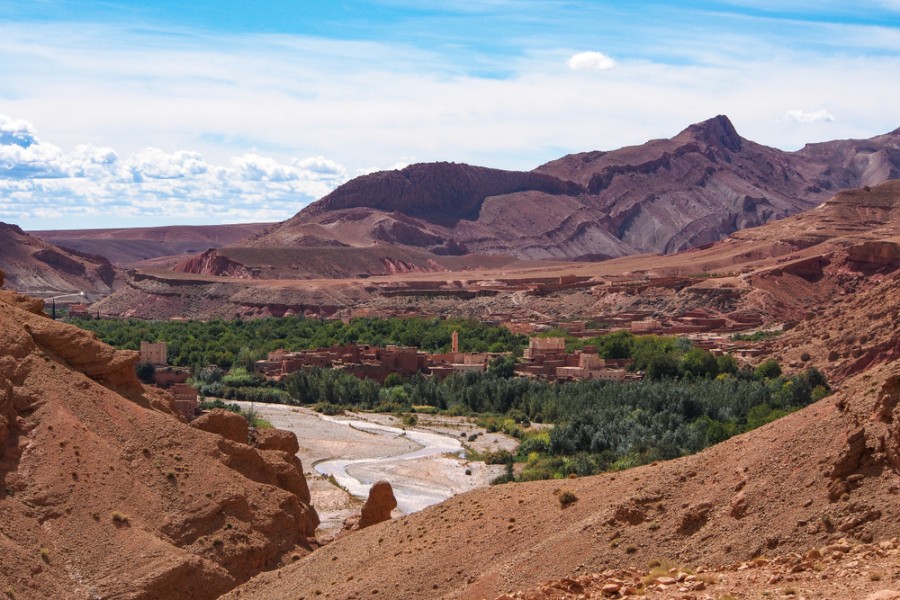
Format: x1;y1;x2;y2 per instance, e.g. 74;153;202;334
232;402;517;537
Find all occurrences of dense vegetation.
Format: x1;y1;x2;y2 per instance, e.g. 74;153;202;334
72;316;528;369
73;316;826;481
280;360;828;480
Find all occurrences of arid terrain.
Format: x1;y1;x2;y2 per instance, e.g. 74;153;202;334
0;283;318;599
30;222;273;267
2;119;900;600
224;360;900;600
0;222;120;298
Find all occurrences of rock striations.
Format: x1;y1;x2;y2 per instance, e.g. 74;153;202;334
225;359;900;599
0;291;318;599
178;115;900;280
0;222;120;297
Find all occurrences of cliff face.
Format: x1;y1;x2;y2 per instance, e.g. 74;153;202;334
227;115;900;277
0;292;318;599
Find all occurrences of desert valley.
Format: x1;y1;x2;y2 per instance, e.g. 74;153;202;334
1;107;900;600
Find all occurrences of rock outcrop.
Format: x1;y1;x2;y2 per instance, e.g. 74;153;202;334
191;408;250;444
342;480;398;533
359;480;398;528
0;291;318;599
254;427;301;454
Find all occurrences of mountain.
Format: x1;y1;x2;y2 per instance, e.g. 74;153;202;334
30;222;273;267
0;287;318;599
225;357;900;599
0;222;120;297
93;180;900;327
189;115;900;281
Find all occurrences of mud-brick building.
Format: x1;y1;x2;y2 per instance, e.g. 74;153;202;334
140;341;168;366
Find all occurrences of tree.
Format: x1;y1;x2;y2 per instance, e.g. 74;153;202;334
645;353;680;380
488;355;516;378
754;359;782;380
681;348;717;378
135;362;155;384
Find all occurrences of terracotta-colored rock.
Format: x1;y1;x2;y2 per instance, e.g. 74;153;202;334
254;427;300;454
342;480;398;534
0;293;318;600
191;409;249;444
359;480;398;529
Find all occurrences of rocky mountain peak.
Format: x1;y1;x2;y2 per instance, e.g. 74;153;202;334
677;114;743;152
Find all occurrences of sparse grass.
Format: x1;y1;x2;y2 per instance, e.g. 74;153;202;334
39;548;50;564
648;522;660;531
870;572;883;581
111;511;129;524
558;489;578;508
783;587;797;596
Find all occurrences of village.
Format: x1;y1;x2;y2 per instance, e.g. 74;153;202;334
133;301;771;424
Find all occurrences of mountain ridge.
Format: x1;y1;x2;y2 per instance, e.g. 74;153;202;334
198;115;900;280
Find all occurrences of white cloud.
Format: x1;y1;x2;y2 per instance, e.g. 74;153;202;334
1;18;900;227
0;114;351;227
0;114;38;148
127;148;209;180
781;109;836;123
567;51;616;71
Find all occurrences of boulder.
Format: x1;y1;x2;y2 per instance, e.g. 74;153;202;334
191;409;249;444
254;428;300;454
341;480;398;533
359;480;398;529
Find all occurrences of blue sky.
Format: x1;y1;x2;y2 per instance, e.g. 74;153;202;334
2;0;900;229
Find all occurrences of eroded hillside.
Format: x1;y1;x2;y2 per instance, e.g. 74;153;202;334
0;281;318;599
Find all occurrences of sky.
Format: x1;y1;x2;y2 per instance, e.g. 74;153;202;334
2;1;900;230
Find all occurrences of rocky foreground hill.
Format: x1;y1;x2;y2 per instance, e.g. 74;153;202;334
177;115;900;279
0;276;318;599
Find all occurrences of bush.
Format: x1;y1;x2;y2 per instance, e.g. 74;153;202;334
135;362;155;384
558;490;578;508
313;402;345;416
754;359;782;380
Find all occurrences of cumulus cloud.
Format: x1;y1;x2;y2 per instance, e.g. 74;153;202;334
782;109;836;123
567;51;616;71
0;114;350;227
0;114;38;148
